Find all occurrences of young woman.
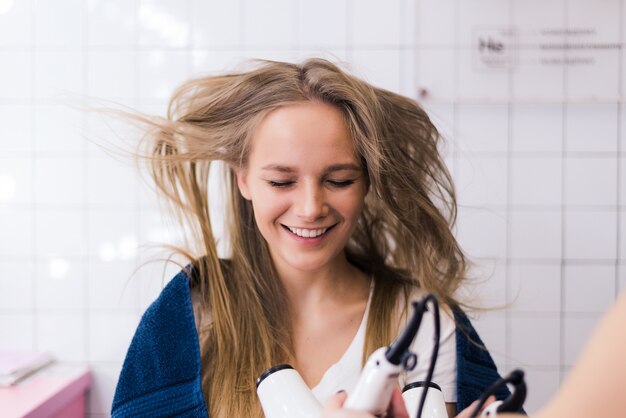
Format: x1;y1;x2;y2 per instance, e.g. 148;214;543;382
111;58;508;418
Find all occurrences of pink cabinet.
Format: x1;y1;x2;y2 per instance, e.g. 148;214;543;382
0;365;92;418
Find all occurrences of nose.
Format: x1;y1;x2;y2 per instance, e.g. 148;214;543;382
295;181;328;222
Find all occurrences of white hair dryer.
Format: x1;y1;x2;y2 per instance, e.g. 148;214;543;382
256;295;448;418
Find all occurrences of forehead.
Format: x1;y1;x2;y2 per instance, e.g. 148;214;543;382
247;101;359;169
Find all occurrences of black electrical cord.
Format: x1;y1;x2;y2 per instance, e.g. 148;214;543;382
468;369;526;418
415;294;440;418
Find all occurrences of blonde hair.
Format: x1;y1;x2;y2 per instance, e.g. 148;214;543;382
134;58;467;417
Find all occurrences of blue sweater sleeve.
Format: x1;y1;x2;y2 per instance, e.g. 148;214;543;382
111;269;208;418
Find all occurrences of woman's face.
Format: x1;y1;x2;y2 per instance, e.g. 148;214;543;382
236;100;369;275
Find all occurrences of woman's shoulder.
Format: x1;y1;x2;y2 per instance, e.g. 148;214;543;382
111;266;206;416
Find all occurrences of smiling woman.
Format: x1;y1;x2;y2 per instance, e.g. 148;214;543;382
111;58;510;418
236;101;368;279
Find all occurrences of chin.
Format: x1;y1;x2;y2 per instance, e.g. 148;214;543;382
282;253;336;273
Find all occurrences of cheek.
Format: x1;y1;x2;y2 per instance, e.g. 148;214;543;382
334;190;366;222
250;189;289;226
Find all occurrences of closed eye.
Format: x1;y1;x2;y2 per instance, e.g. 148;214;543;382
268;181;295;188
328;180;355;188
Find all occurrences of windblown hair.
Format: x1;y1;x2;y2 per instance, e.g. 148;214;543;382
134;58;468;417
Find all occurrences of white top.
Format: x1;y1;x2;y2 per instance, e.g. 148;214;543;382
190;282;457;405
311;285;457;405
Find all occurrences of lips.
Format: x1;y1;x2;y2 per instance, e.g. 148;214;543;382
281;223;337;238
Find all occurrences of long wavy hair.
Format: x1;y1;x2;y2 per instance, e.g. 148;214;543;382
133;58;468;417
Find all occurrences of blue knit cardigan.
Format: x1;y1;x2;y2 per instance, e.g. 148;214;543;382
111;269;510;417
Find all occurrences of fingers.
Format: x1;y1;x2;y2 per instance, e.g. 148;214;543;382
322;390;407;418
322;390;348;413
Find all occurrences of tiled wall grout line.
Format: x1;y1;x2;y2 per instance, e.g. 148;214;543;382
82;0;90;367
346;0;353;64
616;0;624;300
134;0;142;317
504;0;515;375
559;0;569;386
30;0;37;352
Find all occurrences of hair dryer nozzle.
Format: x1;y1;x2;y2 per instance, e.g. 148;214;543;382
385;299;427;365
256;364;322;418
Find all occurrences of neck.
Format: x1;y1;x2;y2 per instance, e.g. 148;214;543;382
272;253;370;318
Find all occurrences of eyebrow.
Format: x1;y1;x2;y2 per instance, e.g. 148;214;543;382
261;163;362;175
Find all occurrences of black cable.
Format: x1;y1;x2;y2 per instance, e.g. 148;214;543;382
415;294;440;418
468;369;526;418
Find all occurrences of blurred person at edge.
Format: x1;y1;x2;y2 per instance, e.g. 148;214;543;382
111;58;510;418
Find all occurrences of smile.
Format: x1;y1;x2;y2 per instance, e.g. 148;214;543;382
281;224;337;238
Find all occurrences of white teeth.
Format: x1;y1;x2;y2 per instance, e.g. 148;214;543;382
286;226;329;238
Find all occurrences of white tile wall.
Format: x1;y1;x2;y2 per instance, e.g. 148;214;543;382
456;207;508;259
351;49;403;93
34;157;86;207
87;210;139;261
88;261;139;310
563;265;616;313
509;211;562;259
138;50;191;100
34;51;84;100
0;104;34;154
298;0;348;48
351;0;402;47
36;313;87;362
87;51;138;101
0;314;35;350
33;0;84;47
511;104;563;153
511;157;562;207
509;315;560;366
417;0;455;46
564;210;617;260
0;0;32;47
0;51;32;100
456;104;509;154
0;208;34;256
242;0;295;48
565;104;618;154
564;158;617;206
87;0;136;47
0;1;624;416
88;312;140;363
417;49;456;100
508;264;561;313
34;105;85;155
138;0;190;48
0;157;33;206
0;262;34;310
35;210;87;257
86;158;139;209
35;259;86;310
456;156;508;207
